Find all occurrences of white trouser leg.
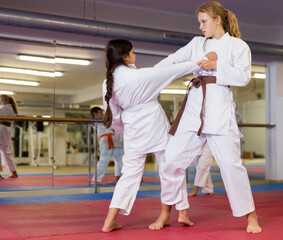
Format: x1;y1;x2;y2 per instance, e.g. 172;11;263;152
201;173;213;194
95;149;112;182
161;128;206;210
0;144;16;173
206;132;255;217
112;147;124;177
110;153;146;215
194;143;214;193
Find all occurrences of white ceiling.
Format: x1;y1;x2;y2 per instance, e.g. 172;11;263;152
0;0;280;111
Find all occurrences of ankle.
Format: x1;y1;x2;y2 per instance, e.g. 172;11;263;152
246;211;257;220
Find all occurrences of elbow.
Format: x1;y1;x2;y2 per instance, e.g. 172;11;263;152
241;77;250;87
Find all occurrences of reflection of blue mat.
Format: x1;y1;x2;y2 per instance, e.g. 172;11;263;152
0;169;264;192
1;183;283;205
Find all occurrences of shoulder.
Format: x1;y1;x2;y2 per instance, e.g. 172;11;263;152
0;104;14;115
184;36;205;47
114;65;137;79
230;36;250;50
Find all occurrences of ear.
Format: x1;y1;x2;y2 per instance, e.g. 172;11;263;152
123;54;129;64
216;16;221;25
123;54;128;60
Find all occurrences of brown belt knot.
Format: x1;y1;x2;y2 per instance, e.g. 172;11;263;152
169;76;216;136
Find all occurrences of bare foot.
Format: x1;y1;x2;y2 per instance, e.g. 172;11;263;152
149;215;170;230
178;215;194;226
106;176;120;185
102;221;122;233
91;181;102;185
246;211;262;233
188;186;199;197
149;204;171;230
8;171;18;178
102;208;121;233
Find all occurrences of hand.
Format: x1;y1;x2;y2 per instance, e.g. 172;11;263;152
197;60;217;71
205;51;217;61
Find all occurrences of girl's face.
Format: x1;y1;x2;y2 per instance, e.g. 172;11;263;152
198;12;221;39
123;48;136;65
0;96;9;105
0;97;5;105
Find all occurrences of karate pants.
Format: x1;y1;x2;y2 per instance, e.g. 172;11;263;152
193;143;214;193
93;147;124;182
110;150;166;215
161;127;255;217
0;144;16;173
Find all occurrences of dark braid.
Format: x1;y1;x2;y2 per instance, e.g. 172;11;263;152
103;39;133;128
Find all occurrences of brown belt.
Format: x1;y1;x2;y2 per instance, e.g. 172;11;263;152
169;76;216;136
0;121;11;127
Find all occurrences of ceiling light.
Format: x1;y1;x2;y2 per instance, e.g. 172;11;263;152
18;55;91;65
0;67;63;77
254;73;266;79
0;90;14;95
160;89;186;94
0;78;39;86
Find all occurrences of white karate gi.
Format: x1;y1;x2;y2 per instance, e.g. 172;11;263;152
193;142;213;194
0;104;17;173
103;61;201;215
157;32;255;217
92;124;124;182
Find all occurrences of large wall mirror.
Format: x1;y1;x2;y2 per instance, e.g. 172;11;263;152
0;39;56;191
0;35;268;194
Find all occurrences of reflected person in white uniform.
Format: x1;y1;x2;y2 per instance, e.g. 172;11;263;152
150;1;261;234
101;39;216;232
188;142;214;196
0;95;18;179
90;107;123;185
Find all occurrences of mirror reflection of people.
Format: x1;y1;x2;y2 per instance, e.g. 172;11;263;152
0;94;19;179
150;1;261;234
188;143;214;197
101;39;215;232
91;107;124;185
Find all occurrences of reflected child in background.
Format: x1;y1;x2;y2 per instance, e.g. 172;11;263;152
90;106;123;185
188;142;214;197
0;94;18;179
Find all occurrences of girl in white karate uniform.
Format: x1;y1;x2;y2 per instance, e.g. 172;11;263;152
188;142;214;196
150;1;261;234
101;39;215;232
0;95;18;179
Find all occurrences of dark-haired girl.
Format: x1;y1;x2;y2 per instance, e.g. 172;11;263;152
101;39;216;232
0;95;18;179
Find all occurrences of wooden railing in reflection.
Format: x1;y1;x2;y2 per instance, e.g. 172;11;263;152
0;116;276;128
238;123;275;128
0;116;93;123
